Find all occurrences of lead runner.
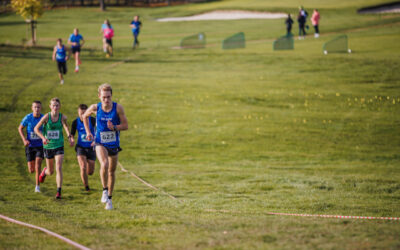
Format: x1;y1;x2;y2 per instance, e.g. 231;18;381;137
83;83;128;210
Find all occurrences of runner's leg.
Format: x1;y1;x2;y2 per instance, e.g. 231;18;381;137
107;154;118;196
55;154;64;188
96;145;109;189
77;155;88;187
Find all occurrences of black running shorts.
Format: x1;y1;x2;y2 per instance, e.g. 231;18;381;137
25;146;44;162
75;145;96;161
57;61;67;74
44;147;64;159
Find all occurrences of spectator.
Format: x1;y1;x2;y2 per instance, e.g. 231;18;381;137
311;9;320;38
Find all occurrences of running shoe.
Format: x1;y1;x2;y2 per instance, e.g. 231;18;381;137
35;186;40;193
60;79;64;85
74;67;79;73
39;167;47;183
105;199;113;210
55;191;61;199
101;190;108;203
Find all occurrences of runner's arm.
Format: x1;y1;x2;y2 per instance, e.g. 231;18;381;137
18;124;29;147
83;104;97;140
62;114;74;146
80;38;85;47
34;114;49;144
70;119;77;137
114;104;128;131
52;46;57;61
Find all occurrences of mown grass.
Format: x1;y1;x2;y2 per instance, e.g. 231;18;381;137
0;0;399;249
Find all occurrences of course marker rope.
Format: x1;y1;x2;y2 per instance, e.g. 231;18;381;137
0;214;91;250
118;162;181;202
266;212;400;220
205;209;399;221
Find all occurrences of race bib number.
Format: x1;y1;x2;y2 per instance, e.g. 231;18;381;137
100;131;116;144
47;130;60;140
30;132;40;140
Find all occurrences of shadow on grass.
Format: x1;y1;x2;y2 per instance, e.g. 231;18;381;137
0;46;200;64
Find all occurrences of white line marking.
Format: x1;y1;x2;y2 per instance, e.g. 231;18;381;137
0;214;91;249
118;162;181;202
205;209;400;221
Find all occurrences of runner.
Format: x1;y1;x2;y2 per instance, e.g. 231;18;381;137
83;83;128;210
18;101;44;193
70;104;96;191
130;16;142;49
34;98;74;199
52;38;69;85
68;28;85;73
100;19;112;53
103;21;114;58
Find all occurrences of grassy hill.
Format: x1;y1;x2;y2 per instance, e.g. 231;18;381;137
0;0;399;249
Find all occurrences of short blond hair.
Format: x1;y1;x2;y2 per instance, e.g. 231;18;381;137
98;83;112;95
50;97;60;105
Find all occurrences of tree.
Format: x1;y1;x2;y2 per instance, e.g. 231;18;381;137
100;0;106;11
11;0;44;45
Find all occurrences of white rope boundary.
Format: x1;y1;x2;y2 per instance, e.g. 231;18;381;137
118;162;181;202
118;162;399;221
205;209;400;221
0;214;91;249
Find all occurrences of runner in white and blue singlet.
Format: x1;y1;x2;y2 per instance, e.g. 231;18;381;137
83;83;129;210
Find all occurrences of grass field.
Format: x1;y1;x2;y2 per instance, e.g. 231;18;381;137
0;0;400;249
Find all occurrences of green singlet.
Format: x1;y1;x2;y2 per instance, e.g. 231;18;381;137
43;113;64;149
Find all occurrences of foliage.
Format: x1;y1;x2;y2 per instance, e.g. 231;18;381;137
11;0;44;21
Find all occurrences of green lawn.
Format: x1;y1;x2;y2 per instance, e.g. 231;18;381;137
0;0;399;249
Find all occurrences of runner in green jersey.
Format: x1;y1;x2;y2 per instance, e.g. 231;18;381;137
34;98;73;199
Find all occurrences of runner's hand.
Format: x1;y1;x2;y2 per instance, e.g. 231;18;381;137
107;120;114;131
42;138;49;145
69;136;74;147
23;139;30;147
86;133;93;141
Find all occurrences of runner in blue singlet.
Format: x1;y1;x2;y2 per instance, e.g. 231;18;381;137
52;38;69;85
83;83;129;210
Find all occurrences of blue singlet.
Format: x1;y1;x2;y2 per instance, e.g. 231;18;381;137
95;102;120;148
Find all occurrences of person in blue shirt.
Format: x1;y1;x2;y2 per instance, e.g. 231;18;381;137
130;16;142;49
83;83;129;210
52;38;69;85
70;104;96;191
17;101;44;193
68;28;85;73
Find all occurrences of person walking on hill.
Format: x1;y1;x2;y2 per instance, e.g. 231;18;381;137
297;7;307;39
18;101;44;193
311;9;320;38
68;28;85;73
285;14;294;35
35;98;74;199
83;83;129;210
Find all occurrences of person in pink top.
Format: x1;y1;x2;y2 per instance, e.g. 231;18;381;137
103;20;114;57
311;9;320;38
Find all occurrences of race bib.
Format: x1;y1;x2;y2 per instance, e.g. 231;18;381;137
47;130;60;140
100;131;116;144
30;132;40;140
